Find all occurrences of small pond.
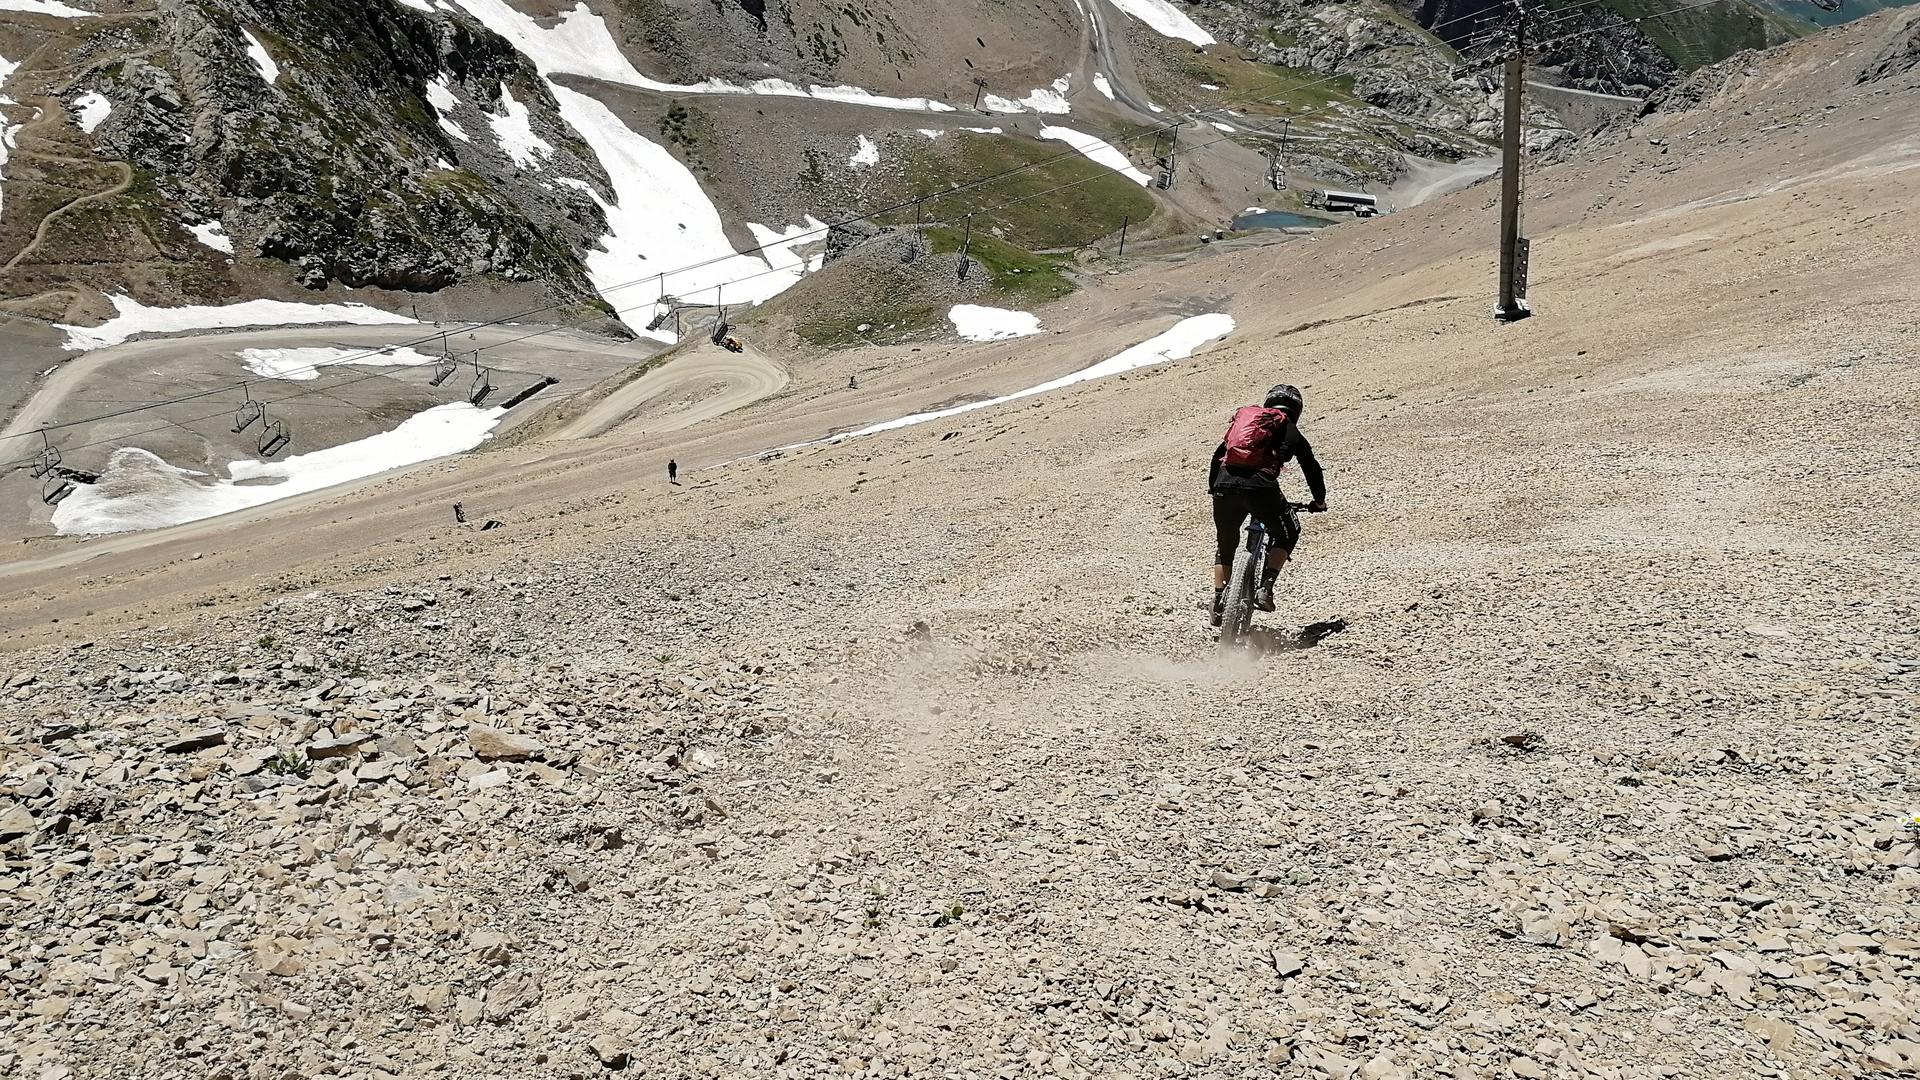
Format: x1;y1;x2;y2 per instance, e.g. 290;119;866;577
1231;209;1339;231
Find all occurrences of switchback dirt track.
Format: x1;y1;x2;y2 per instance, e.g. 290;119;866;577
0;15;1917;1080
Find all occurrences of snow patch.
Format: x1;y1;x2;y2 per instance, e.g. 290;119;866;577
983;76;1072;115
487;84;553;167
1038;126;1152;186
396;0;435;9
187;220;234;254
427;77;470;142
51;403;506;536
238;345;442;381
1210;120;1237;132
72;91;110;133
962;126;1004;135
1093;73;1115;100
0;0;99;15
549;86;816;338
1108;0;1215;46
918;128;940;139
241;28;280;85
1200;83;1221;90
448;0;953;111
848;134;878;167
58;295;414;351
788;314;1233;449
948;304;1042;342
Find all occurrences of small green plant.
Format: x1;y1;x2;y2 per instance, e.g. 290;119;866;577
933;901;965;927
863;903;884;929
257;634;278;650
264;751;311;779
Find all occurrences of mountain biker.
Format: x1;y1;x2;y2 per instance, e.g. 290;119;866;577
1209;383;1326;626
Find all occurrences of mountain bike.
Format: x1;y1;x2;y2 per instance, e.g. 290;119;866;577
1218;501;1315;650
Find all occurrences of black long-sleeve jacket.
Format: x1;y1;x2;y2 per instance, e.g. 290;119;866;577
1208;427;1326;501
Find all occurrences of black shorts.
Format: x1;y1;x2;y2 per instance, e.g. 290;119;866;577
1212;488;1300;564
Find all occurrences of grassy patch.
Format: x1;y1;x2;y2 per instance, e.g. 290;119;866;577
1160;52;1360;118
877;132;1154;251
924;227;1073;305
1592;0;1808;70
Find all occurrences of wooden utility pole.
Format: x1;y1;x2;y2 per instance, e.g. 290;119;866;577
1495;14;1531;322
1116;215;1129;257
957;214;974;280
971;78;989;111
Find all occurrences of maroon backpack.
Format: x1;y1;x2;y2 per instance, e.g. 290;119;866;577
1222;405;1293;471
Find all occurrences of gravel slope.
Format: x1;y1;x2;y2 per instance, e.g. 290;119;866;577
1;13;1917;1080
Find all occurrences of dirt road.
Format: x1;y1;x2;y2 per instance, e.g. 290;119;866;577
545;339;788;440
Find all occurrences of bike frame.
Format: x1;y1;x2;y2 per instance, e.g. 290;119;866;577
1219;502;1312;648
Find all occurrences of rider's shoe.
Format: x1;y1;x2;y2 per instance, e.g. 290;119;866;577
1209;589;1225;627
1254;583;1276;612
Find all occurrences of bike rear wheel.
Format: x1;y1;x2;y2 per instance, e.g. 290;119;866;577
1218;537;1263;649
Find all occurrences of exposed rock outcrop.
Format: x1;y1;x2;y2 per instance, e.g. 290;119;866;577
85;0;613;300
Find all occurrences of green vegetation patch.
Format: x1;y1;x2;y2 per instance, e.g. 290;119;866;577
1591;0;1808;70
924;227;1073;305
1159;52;1360;118
876;132;1155;251
788;259;944;348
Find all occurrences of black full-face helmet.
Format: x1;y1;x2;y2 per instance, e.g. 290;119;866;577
1264;383;1304;414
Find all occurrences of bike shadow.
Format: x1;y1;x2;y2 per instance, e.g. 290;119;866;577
1242;618;1349;654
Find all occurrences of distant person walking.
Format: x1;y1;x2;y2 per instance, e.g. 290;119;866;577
848;374;858;390
667;459;678;485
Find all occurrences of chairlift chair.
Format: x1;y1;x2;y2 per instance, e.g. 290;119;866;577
1807;0;1840;9
710;310;730;346
232;390;265;433
469;361;493;405
258;414;291;458
41;472;75;506
30;429;60;479
429;353;460;386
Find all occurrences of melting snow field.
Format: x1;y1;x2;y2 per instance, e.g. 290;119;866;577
0;0;98;15
51;403;507;536
188;220;234;254
849;134;879;167
449;0;952;111
59;295;415;351
238;345;442;381
785;313;1233;450
1108;0;1215;45
72;91;110;133
983;76;1073;115
488;86;553;168
1039;126;1152;186
1093;73;1115;100
549;87;821;331
427;78;470;142
948;304;1042;342
241;28;280;85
